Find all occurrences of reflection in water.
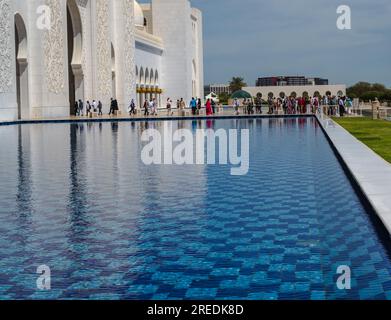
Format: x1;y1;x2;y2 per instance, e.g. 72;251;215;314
16;125;32;245
68;123;88;231
1;118;391;300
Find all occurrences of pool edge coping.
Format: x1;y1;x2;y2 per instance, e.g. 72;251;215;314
316;114;391;236
0;114;312;126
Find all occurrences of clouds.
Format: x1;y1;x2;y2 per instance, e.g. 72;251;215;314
141;0;391;87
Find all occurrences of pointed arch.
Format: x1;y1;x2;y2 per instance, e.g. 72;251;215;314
150;69;154;85
67;0;84;115
140;67;144;85
14;13;29;120
145;68;150;85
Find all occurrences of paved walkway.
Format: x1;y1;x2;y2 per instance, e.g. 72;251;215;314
317;113;391;234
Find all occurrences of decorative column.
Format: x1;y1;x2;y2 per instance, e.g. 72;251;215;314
0;0;17;120
29;0;69;118
93;0;112;107
113;0;136;113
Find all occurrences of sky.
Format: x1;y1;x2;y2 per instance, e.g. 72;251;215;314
138;0;391;87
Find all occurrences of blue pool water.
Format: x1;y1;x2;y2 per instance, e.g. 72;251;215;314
0;117;391;300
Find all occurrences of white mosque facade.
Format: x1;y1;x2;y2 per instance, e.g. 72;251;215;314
0;0;204;121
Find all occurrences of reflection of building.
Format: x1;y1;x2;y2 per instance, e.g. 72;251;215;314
0;0;204;121
204;84;231;97
256;76;329;87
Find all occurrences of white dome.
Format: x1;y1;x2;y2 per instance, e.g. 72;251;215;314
134;1;145;27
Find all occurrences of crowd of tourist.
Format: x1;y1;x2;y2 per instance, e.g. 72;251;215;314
73;94;353;118
235;95;353;117
74;98;120;117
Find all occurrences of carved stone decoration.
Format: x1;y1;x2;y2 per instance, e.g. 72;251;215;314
122;0;136;102
44;0;65;94
0;0;13;93
76;0;89;99
96;0;111;101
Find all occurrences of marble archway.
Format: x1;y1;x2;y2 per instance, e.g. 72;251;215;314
67;0;83;115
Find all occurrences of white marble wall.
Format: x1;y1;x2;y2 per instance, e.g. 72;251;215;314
112;0;136;113
192;8;204;101
0;0;202;120
0;0;137;120
152;0;196;104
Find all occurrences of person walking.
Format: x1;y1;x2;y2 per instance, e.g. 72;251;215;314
197;98;202;115
86;101;92;117
180;98;186;116
114;99;119;115
166;98;173;116
313;97;319;114
109;98;115;115
268;96;273;114
143;100;149;116
233;98;240;115
256;98;262;114
298;97;304;114
92;100;97;113
74;101;79;116
151;98;158;116
129;99;136;116
339;96;346;117
206;99;213;116
190;97;197;115
211;99;216;114
97;100;103;116
78;99;84;116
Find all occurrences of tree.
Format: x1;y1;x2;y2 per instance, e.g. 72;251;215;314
347;82;391;102
229;77;247;93
218;92;230;105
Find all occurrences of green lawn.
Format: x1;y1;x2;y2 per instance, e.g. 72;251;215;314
333;117;391;164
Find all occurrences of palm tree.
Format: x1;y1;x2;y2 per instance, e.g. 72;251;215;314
229;77;247;93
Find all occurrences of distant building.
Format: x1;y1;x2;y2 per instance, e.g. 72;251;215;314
256;76;329;87
204;84;231;97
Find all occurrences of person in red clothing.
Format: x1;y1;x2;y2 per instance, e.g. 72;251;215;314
298;97;305;114
206;99;213;116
